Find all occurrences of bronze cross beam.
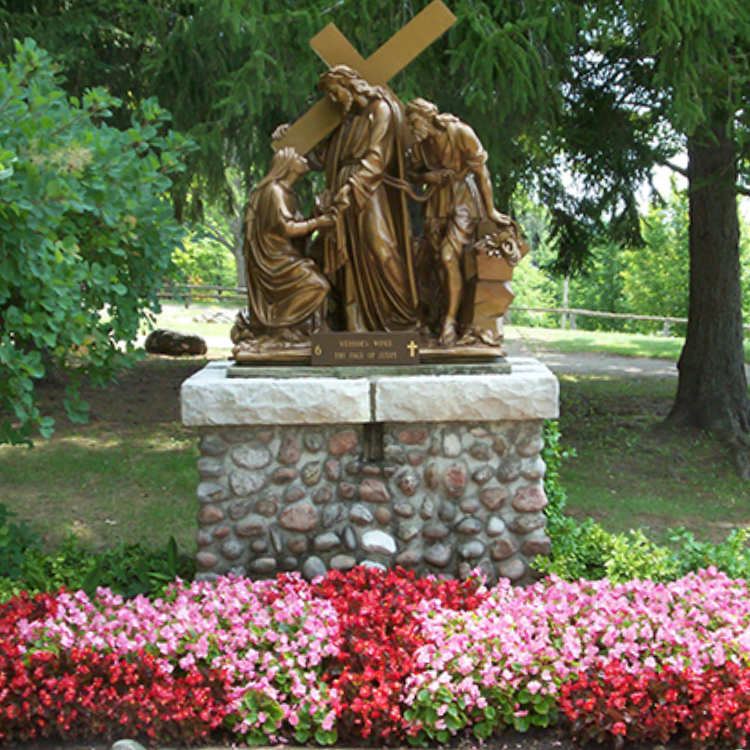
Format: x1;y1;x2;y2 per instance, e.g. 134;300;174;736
273;0;456;155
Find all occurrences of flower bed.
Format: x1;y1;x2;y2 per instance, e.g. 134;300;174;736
2;567;750;747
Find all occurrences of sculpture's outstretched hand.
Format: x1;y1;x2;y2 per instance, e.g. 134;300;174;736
420;168;452;185
490;209;512;227
315;213;336;229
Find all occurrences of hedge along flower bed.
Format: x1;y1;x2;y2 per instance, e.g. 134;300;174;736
4;567;750;747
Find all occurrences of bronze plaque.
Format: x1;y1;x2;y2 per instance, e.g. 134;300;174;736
312;332;421;366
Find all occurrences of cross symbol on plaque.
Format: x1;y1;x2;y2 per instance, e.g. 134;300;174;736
273;0;456;155
407;340;419;358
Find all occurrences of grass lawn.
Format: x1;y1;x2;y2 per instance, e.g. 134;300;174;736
142;300;238;344
558;375;750;543
506;324;750;362
2;311;750;554
0;358;204;552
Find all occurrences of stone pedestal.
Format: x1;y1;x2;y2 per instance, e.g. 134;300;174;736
181;358;558;585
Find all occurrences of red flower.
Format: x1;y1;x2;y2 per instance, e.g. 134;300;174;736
311;567;485;744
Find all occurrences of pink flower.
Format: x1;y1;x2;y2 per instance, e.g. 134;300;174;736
526;680;542;695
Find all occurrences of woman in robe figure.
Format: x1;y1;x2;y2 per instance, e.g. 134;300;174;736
232;147;332;349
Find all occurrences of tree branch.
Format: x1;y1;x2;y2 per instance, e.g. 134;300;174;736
201;214;244;254
201;224;235;253
662;160;688;177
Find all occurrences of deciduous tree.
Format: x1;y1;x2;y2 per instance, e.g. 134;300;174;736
0;40;188;444
620;184;690;330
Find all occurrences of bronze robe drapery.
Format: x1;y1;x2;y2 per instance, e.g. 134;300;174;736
243;182;329;330
323;92;418;332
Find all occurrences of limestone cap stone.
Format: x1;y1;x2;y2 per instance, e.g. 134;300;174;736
180;357;559;427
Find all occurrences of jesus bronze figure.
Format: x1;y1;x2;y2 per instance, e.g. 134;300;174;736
317;65;419;333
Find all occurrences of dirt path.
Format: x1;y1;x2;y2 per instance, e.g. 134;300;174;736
505;340;680;378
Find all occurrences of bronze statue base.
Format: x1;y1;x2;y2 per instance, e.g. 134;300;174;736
228;359;510;380
232;344;311;365
421;344;506;363
232;342;507;366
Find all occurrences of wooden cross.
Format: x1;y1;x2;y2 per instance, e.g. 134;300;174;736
273;0;456;155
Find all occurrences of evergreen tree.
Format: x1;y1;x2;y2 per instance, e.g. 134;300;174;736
615;0;750;472
0;0;583;215
567;243;629;332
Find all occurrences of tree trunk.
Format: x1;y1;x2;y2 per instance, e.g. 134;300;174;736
234;236;246;290
231;210;246;290
667;113;750;475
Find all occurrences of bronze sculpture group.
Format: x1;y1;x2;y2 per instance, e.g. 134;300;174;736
232;65;529;361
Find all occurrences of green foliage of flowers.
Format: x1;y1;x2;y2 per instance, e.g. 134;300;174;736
0;39;189;445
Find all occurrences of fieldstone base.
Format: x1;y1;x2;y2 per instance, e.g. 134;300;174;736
181;358;559;585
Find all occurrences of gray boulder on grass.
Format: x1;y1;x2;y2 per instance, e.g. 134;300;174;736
144;328;207;356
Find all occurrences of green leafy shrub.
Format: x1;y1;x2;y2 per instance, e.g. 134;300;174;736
541;512;750;584
536;515;610;580
0;532;194;602
602;529;679;582
541;420;574;527
670;527;750;580
0;504;39;580
0;39;189;445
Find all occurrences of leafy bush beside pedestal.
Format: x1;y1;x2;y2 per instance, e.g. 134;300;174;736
0;39;188;445
0;504;38;580
540;501;750;583
540;421;750;584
